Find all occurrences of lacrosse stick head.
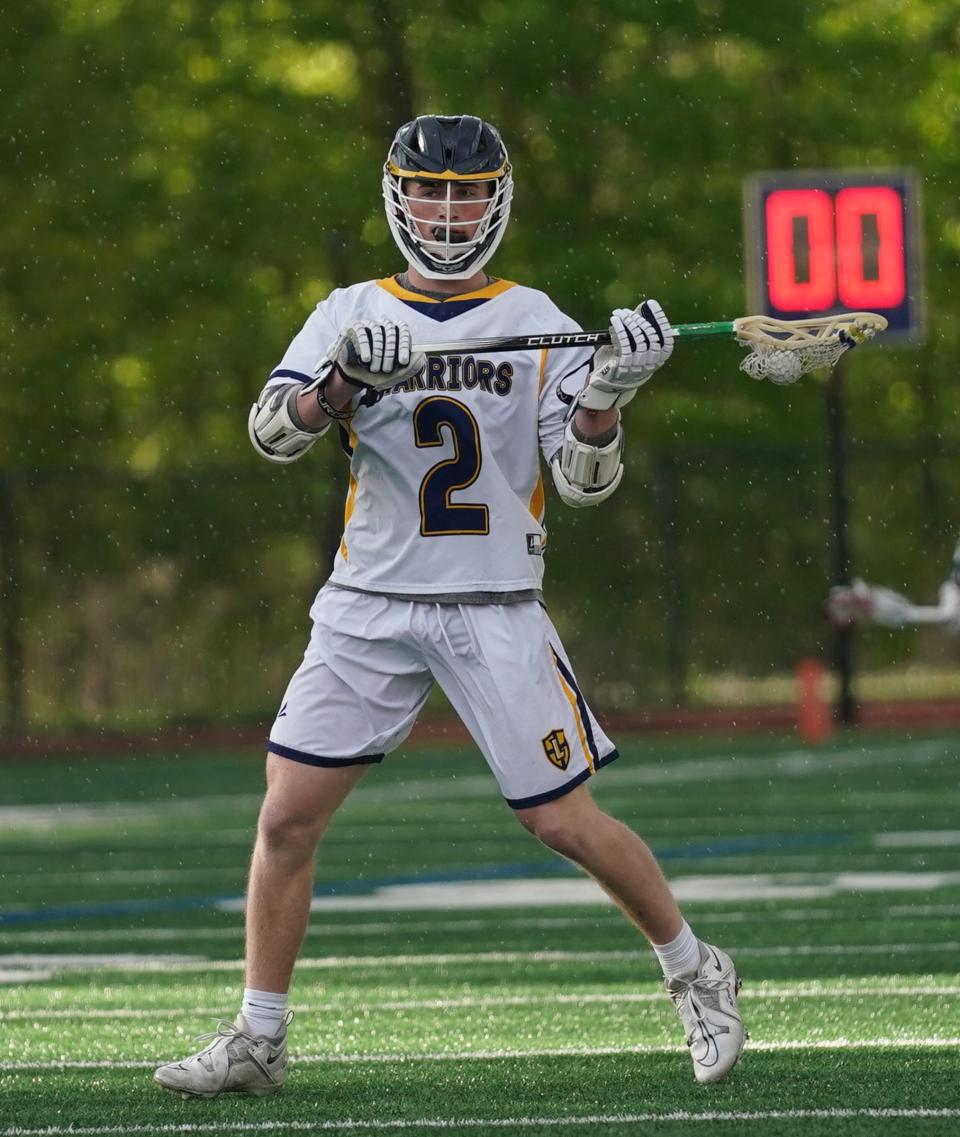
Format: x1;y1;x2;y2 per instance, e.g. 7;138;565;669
733;312;888;385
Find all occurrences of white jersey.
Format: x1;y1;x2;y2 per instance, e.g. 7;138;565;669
266;276;593;597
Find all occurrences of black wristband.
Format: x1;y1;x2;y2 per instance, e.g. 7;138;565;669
315;377;355;421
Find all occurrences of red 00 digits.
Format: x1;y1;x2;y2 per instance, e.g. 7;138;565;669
765;185;906;312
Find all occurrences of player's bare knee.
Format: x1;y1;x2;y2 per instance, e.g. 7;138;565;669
255;799;326;859
514;803;584;859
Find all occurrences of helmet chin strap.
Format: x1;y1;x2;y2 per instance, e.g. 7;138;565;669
397;270;490;297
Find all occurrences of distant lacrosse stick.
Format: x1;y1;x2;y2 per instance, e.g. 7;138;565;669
414;311;889;386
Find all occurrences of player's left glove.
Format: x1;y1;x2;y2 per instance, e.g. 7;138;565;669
576;299;675;412
334;320;427;390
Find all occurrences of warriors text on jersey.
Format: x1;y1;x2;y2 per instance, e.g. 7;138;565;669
266;277;592;598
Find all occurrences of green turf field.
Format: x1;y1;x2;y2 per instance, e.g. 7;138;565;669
2;730;959;1136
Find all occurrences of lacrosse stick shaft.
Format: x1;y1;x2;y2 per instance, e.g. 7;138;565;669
416;321;735;355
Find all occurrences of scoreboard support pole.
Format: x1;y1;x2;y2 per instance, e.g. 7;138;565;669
745;166;922;731
824;353;858;726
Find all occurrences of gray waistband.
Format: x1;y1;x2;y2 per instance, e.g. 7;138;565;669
328;582;544;606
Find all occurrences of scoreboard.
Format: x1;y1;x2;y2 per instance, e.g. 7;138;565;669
743;169;923;339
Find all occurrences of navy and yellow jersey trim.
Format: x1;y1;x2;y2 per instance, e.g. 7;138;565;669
504;748;620;810
550;645;600;772
376;276;517;322
268;741;385;768
269;367;313;384
386;162;510;181
340;425;360;561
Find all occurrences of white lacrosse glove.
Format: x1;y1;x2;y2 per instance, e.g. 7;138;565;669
826;579;912;628
576;299;675;412
334;320;427;390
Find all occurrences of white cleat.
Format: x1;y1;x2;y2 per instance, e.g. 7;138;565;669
666;943;746;1084
154;1013;291;1099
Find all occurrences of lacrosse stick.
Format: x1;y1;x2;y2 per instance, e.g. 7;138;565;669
414;312;888;386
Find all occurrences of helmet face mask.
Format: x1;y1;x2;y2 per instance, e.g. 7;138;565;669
383;115;513;281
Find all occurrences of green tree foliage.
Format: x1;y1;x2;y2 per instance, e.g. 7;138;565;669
2;0;959;726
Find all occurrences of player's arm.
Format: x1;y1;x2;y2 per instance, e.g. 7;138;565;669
551;300;673;508
249;319;425;462
298;320;427;426
827;577;960;630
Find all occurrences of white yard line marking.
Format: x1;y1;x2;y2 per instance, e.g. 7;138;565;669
216;868;960;914
874;830;960;847
3;983;959;1019
0;969;57;983
0;953;205;969
7;868;245;885
4;1109;960;1136
3;902;959;946
0;794;264;831
3;1110;960;1136
4;1039;960;1073
2;942;956;978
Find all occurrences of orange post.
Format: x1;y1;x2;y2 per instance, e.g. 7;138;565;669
796;657;832;744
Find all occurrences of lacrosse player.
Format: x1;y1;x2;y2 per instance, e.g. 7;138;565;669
155;114;745;1098
827;535;960;633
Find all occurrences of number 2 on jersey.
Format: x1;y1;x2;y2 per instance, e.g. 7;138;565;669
414;397;489;537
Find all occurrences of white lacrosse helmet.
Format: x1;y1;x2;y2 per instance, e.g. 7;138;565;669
382;114;514;281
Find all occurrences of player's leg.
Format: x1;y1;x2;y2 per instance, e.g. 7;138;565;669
513;782;682;943
155;588;433;1099
514;784;745;1083
244;755;371;999
153;757;370;1100
423;600;744;1084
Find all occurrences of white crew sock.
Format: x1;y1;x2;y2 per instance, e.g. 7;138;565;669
651;920;702;980
240;988;289;1038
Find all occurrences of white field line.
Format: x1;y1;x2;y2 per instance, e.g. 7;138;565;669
216;869;960;915
3;1110;960;1137
5;1039;960;1073
4;1110;960;1137
13;849;958;890
6;851;934;888
3;942;958;977
3;983;959;1020
2;737;951;831
875;830;960;847
3;903;960;946
7;867;246;885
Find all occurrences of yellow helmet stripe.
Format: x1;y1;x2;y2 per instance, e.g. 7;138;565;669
385;161;510;181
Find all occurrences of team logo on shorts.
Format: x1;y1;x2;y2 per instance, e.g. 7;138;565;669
542;729;570;770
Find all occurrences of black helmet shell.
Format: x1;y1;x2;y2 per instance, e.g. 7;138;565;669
386;115;509;179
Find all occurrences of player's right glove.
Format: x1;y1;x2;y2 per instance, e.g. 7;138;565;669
334;320;427;390
576;299;675;412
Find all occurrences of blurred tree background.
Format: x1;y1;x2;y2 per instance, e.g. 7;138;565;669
2;0;958;732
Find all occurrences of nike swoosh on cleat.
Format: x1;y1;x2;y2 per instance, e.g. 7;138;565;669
710;949;723;973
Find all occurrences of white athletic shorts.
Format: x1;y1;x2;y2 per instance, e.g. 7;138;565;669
268;586;619;809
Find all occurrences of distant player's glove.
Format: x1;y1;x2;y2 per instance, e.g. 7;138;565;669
334;320;427;390
826;579;912;628
576;300;675;412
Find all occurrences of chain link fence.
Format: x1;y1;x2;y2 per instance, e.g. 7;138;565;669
1;440;958;734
